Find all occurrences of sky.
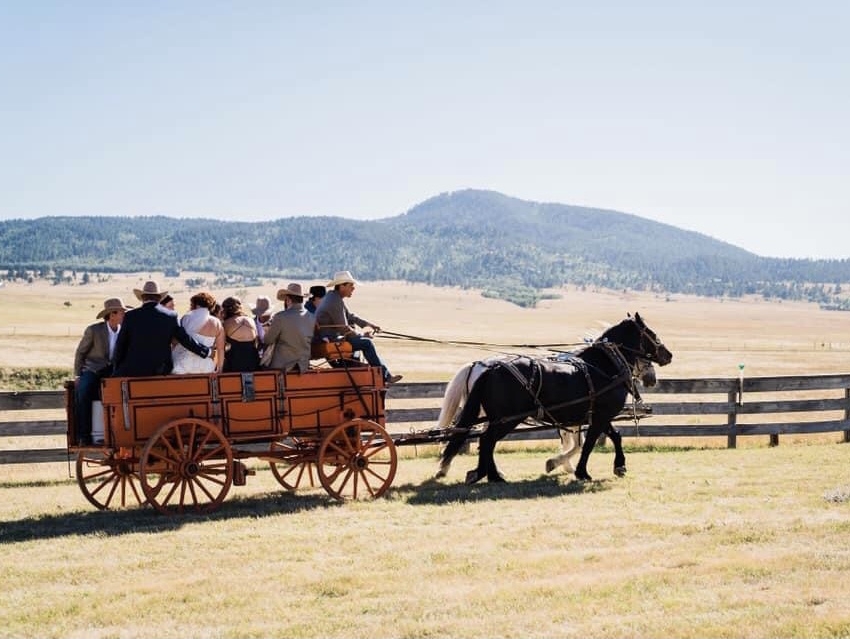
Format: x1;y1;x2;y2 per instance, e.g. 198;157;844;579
1;1;848;259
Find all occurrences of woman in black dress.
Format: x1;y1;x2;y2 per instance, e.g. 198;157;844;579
220;297;261;372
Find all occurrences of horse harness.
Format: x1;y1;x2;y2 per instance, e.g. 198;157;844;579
467;343;641;430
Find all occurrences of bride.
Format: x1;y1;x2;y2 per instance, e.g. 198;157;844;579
171;292;225;374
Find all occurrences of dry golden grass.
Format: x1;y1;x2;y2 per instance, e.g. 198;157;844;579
2;445;850;638
2;274;850;638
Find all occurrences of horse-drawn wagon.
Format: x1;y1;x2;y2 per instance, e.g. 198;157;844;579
64;313;671;516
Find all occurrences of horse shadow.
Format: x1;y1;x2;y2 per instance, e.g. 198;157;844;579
396;473;615;506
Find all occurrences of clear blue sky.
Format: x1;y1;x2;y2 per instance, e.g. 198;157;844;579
2;2;847;259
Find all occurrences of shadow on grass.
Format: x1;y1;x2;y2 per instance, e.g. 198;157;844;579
1;468;616;543
394;473;615;506
0;490;339;544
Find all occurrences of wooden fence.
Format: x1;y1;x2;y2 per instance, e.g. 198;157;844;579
2;374;850;464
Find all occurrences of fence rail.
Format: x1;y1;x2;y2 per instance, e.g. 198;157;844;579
2;375;850;464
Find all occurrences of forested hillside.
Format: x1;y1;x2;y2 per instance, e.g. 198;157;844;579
2;189;849;307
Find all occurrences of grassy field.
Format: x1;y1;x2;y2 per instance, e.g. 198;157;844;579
1;444;850;638
1;274;850;637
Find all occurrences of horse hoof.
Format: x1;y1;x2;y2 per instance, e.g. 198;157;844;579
614;466;627;477
545;459;556;473
487;473;506;483
464;470;482;484
575;471;592;481
434;468;447;479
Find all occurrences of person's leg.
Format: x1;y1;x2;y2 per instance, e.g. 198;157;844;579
348;335;390;379
74;370;99;444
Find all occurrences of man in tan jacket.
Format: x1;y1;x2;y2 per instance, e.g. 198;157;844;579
73;297;129;445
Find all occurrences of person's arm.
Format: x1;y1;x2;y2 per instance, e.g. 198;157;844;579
73;326;93;375
347;308;380;333
214;320;226;372
172;319;211;359
263;316;280;348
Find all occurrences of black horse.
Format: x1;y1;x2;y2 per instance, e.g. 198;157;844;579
435;313;673;483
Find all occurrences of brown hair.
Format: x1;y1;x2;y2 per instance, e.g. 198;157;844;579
190;291;216;310
221;296;245;320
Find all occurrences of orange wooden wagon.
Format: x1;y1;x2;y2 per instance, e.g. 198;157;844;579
64;364;397;515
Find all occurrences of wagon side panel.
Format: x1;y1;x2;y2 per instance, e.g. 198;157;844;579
101;375;214;447
284;367;386;433
217;371;285;440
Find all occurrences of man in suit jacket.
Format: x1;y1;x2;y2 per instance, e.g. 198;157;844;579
264;283;315;373
113;280;212;378
74;297;130;445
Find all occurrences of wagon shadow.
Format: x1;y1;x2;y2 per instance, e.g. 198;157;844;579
395;474;614;505
0;490;340;544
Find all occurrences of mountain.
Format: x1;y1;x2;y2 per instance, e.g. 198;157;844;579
1;189;848;307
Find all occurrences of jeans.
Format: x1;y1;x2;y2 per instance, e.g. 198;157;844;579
74;370;102;440
347;335;391;380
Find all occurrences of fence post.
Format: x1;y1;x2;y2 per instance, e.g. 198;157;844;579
844;388;850;444
727;390;737;449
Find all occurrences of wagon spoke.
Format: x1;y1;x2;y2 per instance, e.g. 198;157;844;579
76;451;146;511
318;420;397;501
141;419;233;515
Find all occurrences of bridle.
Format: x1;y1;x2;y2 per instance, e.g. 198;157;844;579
612;318;667;365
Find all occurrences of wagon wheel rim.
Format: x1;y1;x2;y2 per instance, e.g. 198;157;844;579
269;437;319;491
140;418;233;515
76;449;146;510
317;419;397;501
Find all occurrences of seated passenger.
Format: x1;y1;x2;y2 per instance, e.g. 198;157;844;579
263;283;315;372
315;270;402;384
221;296;261;372
172;291;225;374
113;280;213;377
304;285;325;314
73;297;130;445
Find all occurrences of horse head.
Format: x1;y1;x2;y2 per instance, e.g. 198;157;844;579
631;312;672;366
599;313;673;368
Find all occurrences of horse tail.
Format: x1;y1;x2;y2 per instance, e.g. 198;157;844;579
436;362;476;429
436;365;490;478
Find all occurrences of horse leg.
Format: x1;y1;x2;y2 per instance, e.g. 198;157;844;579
466;421;519;484
605;424;627;477
573;423;602;481
436;432;468;479
545;429;581;474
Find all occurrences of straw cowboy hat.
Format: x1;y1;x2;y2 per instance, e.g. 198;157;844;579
251;296;272;315
326;270;358;288
133;280;167;301
276;283;304;300
96;297;131;319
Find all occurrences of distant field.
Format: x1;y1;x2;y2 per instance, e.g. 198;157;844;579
1;272;849;380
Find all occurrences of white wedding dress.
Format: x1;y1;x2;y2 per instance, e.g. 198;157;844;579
172;308;217;374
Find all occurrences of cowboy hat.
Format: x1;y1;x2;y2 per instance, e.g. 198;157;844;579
326;270;358;288
133;280;167;301
276;283;304;300
96;297;131;319
251;296;271;315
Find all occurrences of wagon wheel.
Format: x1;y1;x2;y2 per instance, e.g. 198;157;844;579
269;437;319;491
140;418;233;515
76;448;146;510
317;419;397;501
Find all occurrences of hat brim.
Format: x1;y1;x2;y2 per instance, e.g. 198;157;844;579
133;288;166;301
97;305;130;319
326;278;357;288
